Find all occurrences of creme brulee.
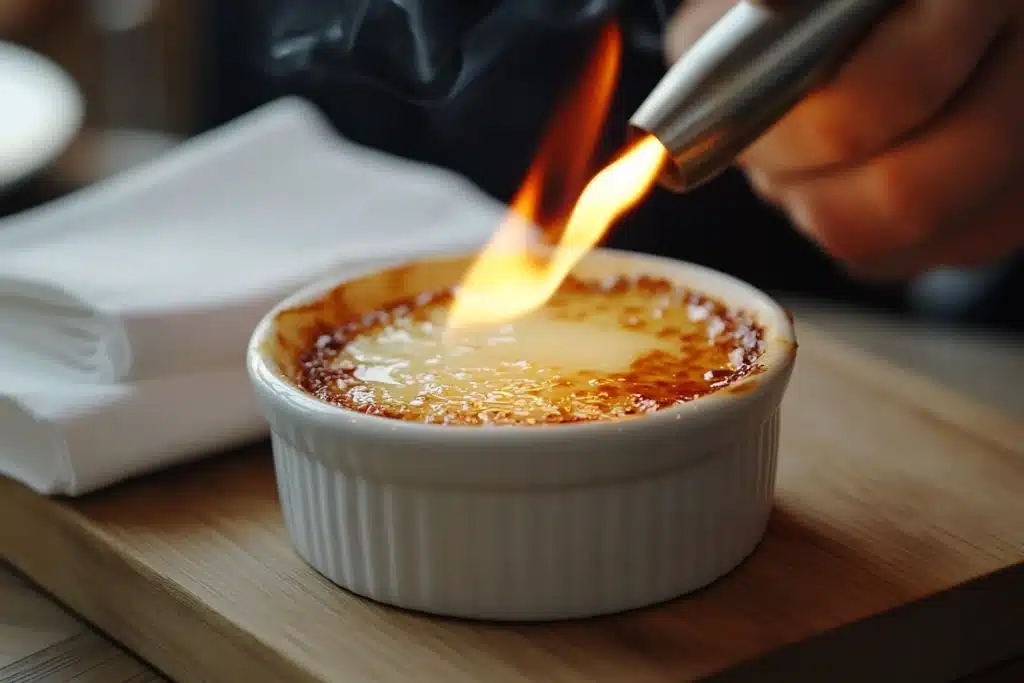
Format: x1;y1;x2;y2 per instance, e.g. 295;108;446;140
293;275;764;426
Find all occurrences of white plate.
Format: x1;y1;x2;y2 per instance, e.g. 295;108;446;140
0;41;84;191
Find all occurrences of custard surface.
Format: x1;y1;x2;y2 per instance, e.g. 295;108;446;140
296;275;764;425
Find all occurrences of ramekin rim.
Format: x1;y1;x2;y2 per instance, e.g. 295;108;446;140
246;248;797;440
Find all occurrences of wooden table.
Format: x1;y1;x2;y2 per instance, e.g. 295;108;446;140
2;300;1023;683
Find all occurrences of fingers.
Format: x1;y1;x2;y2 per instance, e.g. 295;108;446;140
665;1;1024;276
741;0;1013;175
846;171;1024;279
768;24;1024;269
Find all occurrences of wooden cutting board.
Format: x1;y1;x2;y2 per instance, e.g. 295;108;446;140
1;324;1023;683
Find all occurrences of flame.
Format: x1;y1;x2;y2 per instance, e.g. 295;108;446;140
512;21;622;237
446;21;667;332
446;137;666;329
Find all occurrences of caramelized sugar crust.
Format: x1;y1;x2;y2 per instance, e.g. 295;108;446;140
292;275;764;426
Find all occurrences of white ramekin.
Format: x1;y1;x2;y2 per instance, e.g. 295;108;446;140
247;248;797;621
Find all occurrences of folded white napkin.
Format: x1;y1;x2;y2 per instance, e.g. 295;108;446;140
0;97;508;496
0;97;503;383
0;350;263;495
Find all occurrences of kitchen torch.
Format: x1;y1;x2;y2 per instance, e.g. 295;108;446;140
629;0;898;192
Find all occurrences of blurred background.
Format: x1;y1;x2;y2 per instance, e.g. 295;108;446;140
1;0;1021;334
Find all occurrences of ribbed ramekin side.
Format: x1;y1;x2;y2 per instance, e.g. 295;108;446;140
270;409;779;621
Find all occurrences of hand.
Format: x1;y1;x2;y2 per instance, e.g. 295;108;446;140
666;0;1024;279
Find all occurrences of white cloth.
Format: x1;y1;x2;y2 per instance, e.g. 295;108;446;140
0;97;502;382
0;350;262;495
0;97;506;495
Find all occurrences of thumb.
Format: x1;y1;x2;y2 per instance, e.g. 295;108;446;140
664;0;735;63
664;0;793;64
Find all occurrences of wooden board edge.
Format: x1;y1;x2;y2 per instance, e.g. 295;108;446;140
795;322;1024;455
703;562;1024;683
0;477;318;683
4;465;1023;683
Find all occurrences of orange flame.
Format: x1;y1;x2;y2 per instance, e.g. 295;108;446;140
511;21;622;237
446;22;667;332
